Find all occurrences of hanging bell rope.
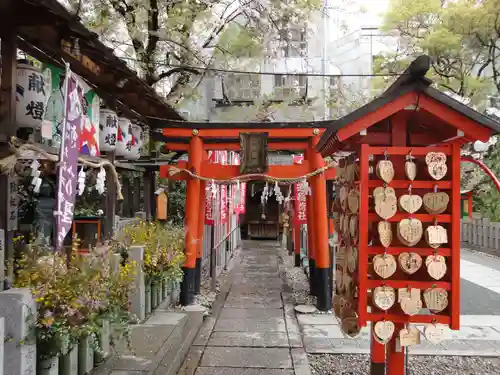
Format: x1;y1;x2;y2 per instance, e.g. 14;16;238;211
0;137;124;200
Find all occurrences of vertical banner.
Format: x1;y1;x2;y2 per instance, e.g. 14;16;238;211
55;68;82;250
205;150;215;225
293;154;306;224
219;151;228;225
232;154;246;214
294;185;307;224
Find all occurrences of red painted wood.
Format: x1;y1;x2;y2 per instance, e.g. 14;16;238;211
165;142;309;151
369;314;450;325
336;92;417;142
366;180;452;189
162;128;325;138
368;213;451;223
358;143;370;326
367;280;451;290
367;145;452;156
184;136;203;269
418;95;493;142
387;324;405;375
368;247;452;256
451;143;461;330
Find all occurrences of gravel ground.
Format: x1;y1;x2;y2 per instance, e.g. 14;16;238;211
279;247;317;305
309;354;500;375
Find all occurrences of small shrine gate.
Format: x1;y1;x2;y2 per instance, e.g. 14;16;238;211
153;121;337;308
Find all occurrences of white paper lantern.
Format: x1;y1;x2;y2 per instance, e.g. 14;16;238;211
99;109;118;152
16;62;47;129
125;124;143;160
116;117;132;157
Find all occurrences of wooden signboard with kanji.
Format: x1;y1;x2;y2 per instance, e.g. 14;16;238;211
239;132;269;174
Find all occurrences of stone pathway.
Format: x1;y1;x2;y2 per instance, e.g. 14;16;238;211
178;240;309;375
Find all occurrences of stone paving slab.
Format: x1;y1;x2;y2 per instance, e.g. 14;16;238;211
208;331;290;347
224;299;283;309
195;368;294;375
214;317;287;332
219;307;284;319
200;347;293;368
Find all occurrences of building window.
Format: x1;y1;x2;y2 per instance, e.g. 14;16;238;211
274;74;307;99
225;74;261;100
279;27;307;58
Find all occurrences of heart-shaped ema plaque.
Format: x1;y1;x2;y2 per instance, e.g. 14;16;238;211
348;189;360;214
346;163;357;182
373;186;396;201
398;252;423;275
347;246;358;274
373;253;397;279
336;269;345;293
425;152;447;165
375;195;398;220
340;186;348;211
423;287;448;313
349;216;358;242
428;161;448;180
425;225;448;249
341;317;361;338
400;296;423;316
397;218;423;247
378;221;392;248
426;254;447;280
376;160;395;183
423;192;449;214
373;320;395;344
399;194;423;214
373;286;396;311
399;326;421;347
424;323;446;345
405;160;417;180
333;295;342;316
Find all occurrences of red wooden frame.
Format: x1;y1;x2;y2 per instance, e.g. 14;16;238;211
357;144;460;330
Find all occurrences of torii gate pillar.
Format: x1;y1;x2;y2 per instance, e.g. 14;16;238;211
180;135;203;306
309;135;332;311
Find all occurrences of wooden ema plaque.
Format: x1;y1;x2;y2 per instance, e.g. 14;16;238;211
356;144;460;331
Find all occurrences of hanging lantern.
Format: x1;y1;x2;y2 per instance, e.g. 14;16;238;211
99;109;118;152
125;123;143;160
16;61;47;129
116;117;131;157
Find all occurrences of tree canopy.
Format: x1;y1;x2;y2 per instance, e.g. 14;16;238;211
374;0;500;109
64;0;321;104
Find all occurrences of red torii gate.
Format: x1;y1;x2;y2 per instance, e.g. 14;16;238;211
317;56;500;375
152;123;336;309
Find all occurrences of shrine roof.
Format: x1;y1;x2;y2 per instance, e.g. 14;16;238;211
6;0;182;123
317;55;500;154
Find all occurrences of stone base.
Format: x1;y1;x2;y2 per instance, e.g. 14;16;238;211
59;345;78;375
78;337;94;375
38;357;59;375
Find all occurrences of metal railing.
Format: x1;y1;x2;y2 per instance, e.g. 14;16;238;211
210;225;241;291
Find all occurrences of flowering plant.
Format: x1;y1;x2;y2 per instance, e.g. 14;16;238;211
114;221;185;283
14;240;136;360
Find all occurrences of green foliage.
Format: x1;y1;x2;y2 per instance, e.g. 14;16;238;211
64;0;322;102
376;0;500;104
473;141;500;220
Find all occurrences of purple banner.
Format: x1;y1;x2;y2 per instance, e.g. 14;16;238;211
55;71;82;250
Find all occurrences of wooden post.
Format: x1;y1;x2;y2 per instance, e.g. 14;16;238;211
309;135;331;311
180;135;203;306
0;19;18;285
294;223;301;267
386;324;405;375
143;169;153;221
304;147;316;296
370;335;386;375
467;192;473;219
105;151;116;239
195;180;206;295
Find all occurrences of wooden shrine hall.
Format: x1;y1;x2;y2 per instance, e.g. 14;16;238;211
317;55;500;375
